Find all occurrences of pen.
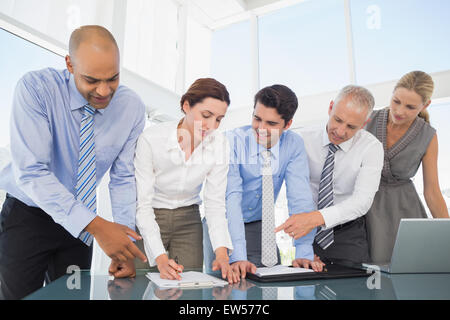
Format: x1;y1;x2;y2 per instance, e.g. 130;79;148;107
174;256;180;277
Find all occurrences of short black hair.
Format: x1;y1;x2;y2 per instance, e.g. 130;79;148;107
254;84;298;125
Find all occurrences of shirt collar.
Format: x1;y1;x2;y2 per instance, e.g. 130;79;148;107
248;127;282;160
68;70;105;115
322;125;354;153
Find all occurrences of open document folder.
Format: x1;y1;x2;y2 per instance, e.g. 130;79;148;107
253;265;314;277
146;271;228;288
247;264;370;283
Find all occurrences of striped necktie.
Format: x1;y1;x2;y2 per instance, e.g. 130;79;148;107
76;105;97;246
314;143;339;250
261;150;278;267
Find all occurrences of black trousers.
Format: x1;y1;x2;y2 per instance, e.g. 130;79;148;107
313;216;369;265
0;195;92;300
245;220;281;267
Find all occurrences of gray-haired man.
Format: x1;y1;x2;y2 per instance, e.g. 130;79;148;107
276;85;383;265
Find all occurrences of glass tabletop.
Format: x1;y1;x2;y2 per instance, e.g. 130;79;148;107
24;269;450;300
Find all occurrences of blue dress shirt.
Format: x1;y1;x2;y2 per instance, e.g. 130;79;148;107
225;126;316;263
0;68;146;238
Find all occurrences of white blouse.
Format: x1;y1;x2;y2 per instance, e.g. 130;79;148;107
135;120;233;266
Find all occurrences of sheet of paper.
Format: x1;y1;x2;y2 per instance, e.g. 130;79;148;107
146;271;228;288
254;265;314;277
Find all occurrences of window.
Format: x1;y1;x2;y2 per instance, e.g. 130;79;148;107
351;0;450;85
0;27;66;203
258;0;350;97
211;20;253;109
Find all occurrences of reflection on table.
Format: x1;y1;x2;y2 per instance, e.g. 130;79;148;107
25;270;450;300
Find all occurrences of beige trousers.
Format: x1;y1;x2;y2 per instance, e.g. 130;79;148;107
134;204;203;270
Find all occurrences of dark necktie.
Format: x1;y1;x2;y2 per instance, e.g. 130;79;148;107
314;143;339;250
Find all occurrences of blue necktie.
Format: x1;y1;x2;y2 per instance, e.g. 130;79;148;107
76;105;96;246
315;143;339;250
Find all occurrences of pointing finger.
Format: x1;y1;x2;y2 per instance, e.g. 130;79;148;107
129;242;148;262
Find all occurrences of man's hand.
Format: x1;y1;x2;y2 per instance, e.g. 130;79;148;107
85;216;147;263
292;258;325;272
231;260;257;279
109;259;137;278
275;211;324;240
107;277;136;300
212;247;240;284
155;254;184;280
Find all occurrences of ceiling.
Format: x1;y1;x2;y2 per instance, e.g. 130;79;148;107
187;0;306;29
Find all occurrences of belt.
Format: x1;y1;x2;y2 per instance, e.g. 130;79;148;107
5;193;52;221
333;216;362;231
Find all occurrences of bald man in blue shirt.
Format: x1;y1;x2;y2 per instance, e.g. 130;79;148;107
0;25;147;300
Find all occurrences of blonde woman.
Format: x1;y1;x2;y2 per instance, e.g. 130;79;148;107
365;71;449;262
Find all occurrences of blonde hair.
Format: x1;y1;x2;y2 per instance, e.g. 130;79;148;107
394;71;434;123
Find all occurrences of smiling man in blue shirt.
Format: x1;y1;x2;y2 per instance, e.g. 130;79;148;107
0;25;147;300
204;85;322;278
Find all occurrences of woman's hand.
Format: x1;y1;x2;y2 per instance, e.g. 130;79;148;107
155;254;184;280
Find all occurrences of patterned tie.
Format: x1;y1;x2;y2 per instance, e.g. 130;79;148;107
314;143;339;250
261;150;277;267
262;287;278;300
76;105;97;246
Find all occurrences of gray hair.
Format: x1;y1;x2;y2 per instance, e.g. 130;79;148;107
334;85;375;120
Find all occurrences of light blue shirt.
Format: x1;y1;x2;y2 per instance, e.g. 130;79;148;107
0;68;146;238
225;126;316;263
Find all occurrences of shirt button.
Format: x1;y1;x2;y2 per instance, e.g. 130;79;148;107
255;195;259;198
249;208;253;210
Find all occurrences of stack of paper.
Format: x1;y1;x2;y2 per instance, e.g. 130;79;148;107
146;271;228;288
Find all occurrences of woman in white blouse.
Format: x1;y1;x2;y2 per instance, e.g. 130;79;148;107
135;78;238;283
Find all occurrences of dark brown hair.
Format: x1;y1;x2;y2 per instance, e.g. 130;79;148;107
254;84;298;124
180;78;230;114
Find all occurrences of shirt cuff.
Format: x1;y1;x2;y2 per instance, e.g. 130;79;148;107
208;223;234;257
64;203;97;238
113;218;137;242
143;234;167;267
319;206;341;229
295;243;314;261
229;241;247;264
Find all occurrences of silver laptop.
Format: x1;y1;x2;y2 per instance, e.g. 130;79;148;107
363;218;450;274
